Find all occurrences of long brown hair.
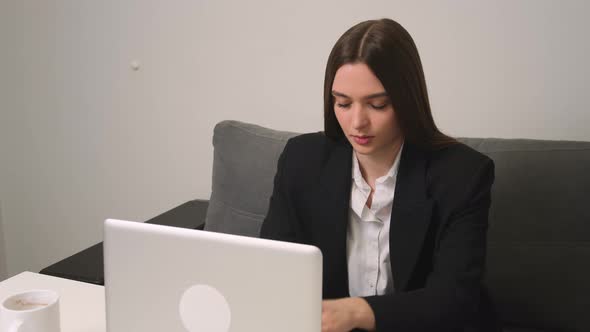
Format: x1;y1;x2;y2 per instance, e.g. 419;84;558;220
324;18;456;149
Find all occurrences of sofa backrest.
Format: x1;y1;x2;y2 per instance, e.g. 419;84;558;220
205;120;590;331
205;121;298;236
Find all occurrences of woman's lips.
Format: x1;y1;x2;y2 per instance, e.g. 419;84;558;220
352;135;374;145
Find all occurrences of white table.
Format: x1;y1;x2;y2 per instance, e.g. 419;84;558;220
0;272;106;332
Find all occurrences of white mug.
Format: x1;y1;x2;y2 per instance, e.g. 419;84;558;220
0;289;60;332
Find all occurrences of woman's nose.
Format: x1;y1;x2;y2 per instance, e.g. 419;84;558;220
351;105;369;130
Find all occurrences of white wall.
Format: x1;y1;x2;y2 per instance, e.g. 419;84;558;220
0;0;20;280
1;0;589;276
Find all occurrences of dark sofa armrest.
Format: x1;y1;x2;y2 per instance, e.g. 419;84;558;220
145;199;208;229
39;199;209;285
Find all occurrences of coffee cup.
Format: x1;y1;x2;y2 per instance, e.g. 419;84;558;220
0;289;60;332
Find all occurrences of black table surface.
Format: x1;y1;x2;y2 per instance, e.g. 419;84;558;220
39;199;209;285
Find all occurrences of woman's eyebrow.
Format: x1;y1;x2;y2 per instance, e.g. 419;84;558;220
331;90;388;100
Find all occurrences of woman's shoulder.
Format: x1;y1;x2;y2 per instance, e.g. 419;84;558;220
426;142;494;192
423;142;494;215
285;131;334;147
278;132;348;181
429;142;492;168
282;132;345;158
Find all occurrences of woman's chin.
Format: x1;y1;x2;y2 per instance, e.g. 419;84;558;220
351;144;375;155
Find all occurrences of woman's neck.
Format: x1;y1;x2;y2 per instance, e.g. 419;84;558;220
356;140;403;190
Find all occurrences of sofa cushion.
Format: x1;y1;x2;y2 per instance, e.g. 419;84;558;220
459;138;590;332
205;120;590;331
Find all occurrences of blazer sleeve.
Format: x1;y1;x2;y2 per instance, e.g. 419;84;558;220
259;139;304;243
363;158;495;331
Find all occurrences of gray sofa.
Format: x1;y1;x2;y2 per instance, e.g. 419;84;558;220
203;120;590;332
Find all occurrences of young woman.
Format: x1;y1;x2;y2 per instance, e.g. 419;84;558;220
260;18;500;332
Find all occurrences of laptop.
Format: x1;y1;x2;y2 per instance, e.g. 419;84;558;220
103;218;322;332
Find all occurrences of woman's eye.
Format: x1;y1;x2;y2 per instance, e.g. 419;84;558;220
336;103;351;109
371;103;388;110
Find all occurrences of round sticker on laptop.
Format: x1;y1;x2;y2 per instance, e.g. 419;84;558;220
179;284;231;332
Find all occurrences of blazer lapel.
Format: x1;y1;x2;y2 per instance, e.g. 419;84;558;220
389;142;434;291
315;140;353;298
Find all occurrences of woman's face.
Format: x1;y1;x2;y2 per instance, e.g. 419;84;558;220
332;62;402;161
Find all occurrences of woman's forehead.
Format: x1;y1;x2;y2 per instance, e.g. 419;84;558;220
332;63;386;98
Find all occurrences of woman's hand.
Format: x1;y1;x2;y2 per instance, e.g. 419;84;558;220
321;297;376;332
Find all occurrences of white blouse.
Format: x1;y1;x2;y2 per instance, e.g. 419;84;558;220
346;145;402;297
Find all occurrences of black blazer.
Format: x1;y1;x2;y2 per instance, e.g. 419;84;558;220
260;133;501;332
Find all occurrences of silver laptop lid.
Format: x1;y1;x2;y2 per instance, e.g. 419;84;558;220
104;219;322;332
